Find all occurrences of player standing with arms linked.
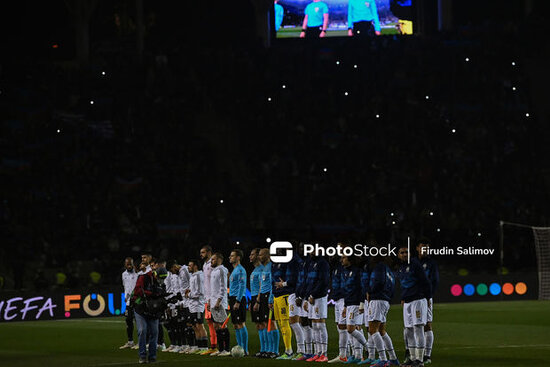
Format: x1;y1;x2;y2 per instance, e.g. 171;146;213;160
300;0;329;39
416;239;439;365
185;259;209;354
272;252;293;359
209;253;231;356
396;246;432;367
328;254;348;363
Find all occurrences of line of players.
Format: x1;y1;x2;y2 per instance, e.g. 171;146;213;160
119;240;438;367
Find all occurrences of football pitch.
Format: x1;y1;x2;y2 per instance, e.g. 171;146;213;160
1;300;549;367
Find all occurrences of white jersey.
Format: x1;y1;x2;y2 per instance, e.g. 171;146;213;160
178;265;191;307
203;258;213;302
122;270;138;306
188;270;205;313
209;265;228;308
165;272;177;294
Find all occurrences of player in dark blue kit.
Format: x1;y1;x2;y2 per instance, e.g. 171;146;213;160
302;254;330;362
328;255;349;363
275;249;306;359
365;256;399;366
294;250;314;360
396;246;432;367
340;255;369;364
361;259;374;362
417;239;439;364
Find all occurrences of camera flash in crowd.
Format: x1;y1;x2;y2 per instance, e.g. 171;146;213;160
323;168;327;172
465;57;469;62
512;61;516;66
336;61;340;65
236;241;240;245
354;64;358;69
425;95;430;100
525;113;530;117
390;212;394;216
512;87;516;91
282;84;286;89
90;100;94;105
219;199;224;204
266;237;271;243
437;228;441;232
478;232;482;237
451;128;456;133
344;92;349;96
101;71;106;76
57;129;61;133
267;97;272;102
376;114;380;118
430;211;434;216
392;221;396;225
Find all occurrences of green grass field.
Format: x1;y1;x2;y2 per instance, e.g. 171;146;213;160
1;300;549;367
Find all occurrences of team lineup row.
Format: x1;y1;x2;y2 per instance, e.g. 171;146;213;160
120;241;439;366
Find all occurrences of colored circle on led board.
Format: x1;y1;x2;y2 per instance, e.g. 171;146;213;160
489;283;501;295
450;284;462;296
476;283;488;296
502;283;514;295
463;284;475;296
515;282;527;295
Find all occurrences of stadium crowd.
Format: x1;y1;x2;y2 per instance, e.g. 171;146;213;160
0;10;547;291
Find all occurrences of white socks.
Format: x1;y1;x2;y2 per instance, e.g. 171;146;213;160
405;327;415;358
367;331;375;360
413;325;425;361
371;332;387;361
425;330;433;357
304;325;313;355
382;333;397;360
313;322;328;355
338;328;348;358
291;322;305;354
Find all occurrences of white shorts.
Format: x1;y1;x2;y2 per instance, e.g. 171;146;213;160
289;293;302;317
308;296;328;320
427;298;433;322
334;298;346;325
299;300;308;318
403;298;428;328
345;305;363;326
367;300;390;323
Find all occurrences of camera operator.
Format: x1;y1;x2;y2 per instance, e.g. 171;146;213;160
131;264;169;363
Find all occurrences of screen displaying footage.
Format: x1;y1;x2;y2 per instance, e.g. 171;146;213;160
274;0;414;38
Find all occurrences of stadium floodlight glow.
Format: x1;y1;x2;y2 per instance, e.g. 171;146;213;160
376;114;380;118
282;85;286;89
390;212;394;216
323;168;327;172
392;221;396;225
101;71;106;76
437;228;441;232
463;284;475;296
425;95;430;100
57;129;61;133
429;211;433;216
336;61;340;65
344;92;349;96
465;57;470;62
90;100;94;105
354;64;358;69
267;97;272;102
512;87;516;91
219;199;224;204
477;232;481;237
525;113;530;117
512;61;516;66
266;237;272;243
236;241;240;245
451;128;456;133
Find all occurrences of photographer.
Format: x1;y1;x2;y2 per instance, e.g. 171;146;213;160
131;265;169;363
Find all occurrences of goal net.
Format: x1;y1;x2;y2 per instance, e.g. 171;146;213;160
500;221;550;300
